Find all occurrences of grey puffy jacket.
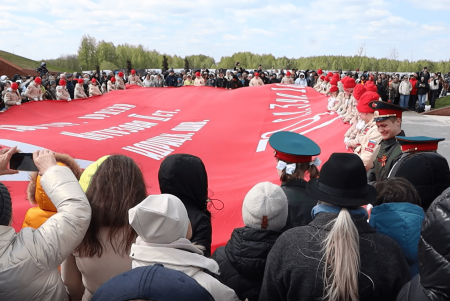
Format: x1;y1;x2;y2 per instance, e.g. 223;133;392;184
0;166;91;300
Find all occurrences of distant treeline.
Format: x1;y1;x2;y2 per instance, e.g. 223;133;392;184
46;35;450;73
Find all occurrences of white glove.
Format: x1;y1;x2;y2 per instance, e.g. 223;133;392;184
344;137;350;143
39;97;43;101
15;102;21;105
67;98;72;102
34;98;38;101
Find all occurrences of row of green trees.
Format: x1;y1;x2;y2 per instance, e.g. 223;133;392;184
47;35;450;73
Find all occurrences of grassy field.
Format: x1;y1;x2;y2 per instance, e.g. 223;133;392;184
0;50;75;73
434;95;450;109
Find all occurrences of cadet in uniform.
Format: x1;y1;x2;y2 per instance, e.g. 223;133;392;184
269;131;321;230
367;101;408;183
128;69;143;86
388;136;450;211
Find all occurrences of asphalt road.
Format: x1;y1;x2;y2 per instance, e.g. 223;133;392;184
402;111;450;160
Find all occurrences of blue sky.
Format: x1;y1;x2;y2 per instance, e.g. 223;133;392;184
1;0;449;63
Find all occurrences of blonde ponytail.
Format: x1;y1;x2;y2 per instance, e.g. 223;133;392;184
322;208;360;301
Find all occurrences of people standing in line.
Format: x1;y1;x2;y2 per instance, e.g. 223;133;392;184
268;131;321;230
367;101;408;183
408;74;418;110
259;153;411;301
429;73;439;109
399;75;412;109
416;77;429;113
62;155;147;301
212;182;288;301
158;154;212;257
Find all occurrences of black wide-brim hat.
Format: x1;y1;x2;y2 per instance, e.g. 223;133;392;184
307;153;377;207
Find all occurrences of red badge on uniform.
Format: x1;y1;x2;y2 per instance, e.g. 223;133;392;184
377;155;388;167
365;140;376;153
363;127;370;135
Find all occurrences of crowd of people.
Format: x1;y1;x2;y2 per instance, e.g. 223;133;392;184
1;63;450;301
2;62;449;113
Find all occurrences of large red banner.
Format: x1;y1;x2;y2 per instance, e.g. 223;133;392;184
0;84;348;250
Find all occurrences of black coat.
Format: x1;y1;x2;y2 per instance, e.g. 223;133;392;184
396;187;450;301
229;80;243;89
281;179;318;230
216;77;228;89
259;213;411;301
212;227;281;301
158;154;212;257
416;80;429;95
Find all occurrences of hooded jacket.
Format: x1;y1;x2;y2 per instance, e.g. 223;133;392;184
369;203;425;277
294;73;308;86
158;154;212;257
396;187;450;301
212;227;282;301
22;154;83;229
0;166;91;301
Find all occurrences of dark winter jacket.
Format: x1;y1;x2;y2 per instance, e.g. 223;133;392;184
66;80;74;99
388;152;450;212
216;77;228;89
164;75;177;87
259;213;411;301
396;187;450;301
229;78;243;89
269;78;280;84
416;80;430;95
281;179;318;230
377;81;387;98
158;154;212;257
212;227;281;301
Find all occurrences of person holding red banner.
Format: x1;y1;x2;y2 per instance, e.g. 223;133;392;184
250;72;264;86
25;77;43;101
75;78;88;99
89;78;103;97
115;72;126;90
0;148;92;301
269;131;321;230
107;77;116;93
56;79;71;101
128;70;143;86
343;84;367;147
3;82;22;110
194;72;205;86
281;71;293;84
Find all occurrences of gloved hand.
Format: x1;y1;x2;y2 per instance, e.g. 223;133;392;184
344;137;350;144
34;98;38;101
39;97;43;101
15;102;21;106
67;98;72;102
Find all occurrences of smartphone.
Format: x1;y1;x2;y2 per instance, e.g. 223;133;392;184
10;153;39;172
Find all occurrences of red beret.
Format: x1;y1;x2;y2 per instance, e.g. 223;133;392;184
131;69;136;74
118;72;124;77
59;79;66;86
330;85;339;93
286;71;291;76
327;72;333;77
330;78;338;86
357;92;379;113
318;69;323;75
78;78;84;84
365;82;378;93
344;78;356;89
34;77;42;84
320;75;325;80
255;72;260;76
11;82;18;90
353;84;367;101
324;77;330;82
91;78;97;83
111;77;116;82
195;72;201;77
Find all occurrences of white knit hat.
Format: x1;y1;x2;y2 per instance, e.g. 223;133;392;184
242;182;288;231
129;194;189;244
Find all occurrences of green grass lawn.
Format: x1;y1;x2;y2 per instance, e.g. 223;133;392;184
433;95;450;110
0;50;75;73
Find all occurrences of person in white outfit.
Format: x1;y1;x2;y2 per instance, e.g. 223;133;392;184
294;73;308;86
129;194;240;301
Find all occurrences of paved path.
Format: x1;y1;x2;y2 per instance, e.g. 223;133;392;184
402;111;450;160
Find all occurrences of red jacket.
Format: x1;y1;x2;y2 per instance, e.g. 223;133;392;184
410;78;418;95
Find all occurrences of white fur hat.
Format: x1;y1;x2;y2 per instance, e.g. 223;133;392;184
129;194;189;244
242;182;288;231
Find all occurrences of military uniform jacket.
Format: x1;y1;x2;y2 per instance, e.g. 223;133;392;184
368;130;405;183
354;120;382;170
281;179;318;231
